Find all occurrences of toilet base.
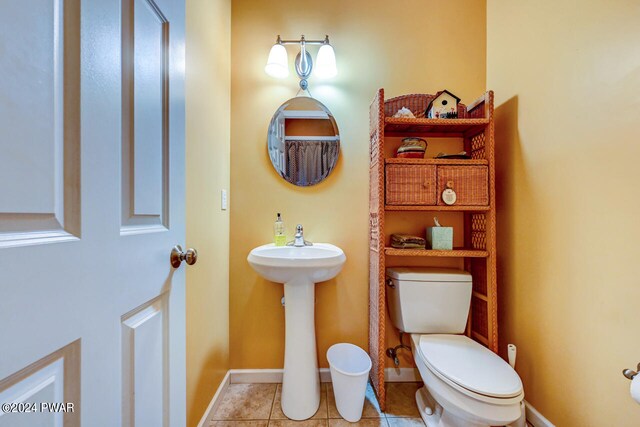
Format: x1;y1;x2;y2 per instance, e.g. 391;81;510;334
415;387;489;427
415;387;526;427
415;387;441;427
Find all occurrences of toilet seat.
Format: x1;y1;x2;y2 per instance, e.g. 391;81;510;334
417;334;523;401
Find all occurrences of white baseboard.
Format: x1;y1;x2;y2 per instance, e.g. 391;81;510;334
229;368;333;383
384;367;421;382
524;400;555;427
229;369;286;384
196;370;230;427
228;368;419;384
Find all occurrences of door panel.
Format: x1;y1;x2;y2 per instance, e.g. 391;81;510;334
0;361;64;427
132;0;166;217
121;0;170;233
0;340;80;427
0;0;80;246
122;297;168;427
0;0;186;425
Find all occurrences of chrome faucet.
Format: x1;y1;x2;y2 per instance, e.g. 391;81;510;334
287;224;312;247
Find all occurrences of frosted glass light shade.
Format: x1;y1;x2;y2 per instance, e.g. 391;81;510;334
314;44;337;79
265;43;289;78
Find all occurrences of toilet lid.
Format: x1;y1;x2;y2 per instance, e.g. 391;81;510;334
418;335;523;398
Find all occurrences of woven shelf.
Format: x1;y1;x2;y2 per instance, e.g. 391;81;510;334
385;158;488;166
385;204;490;212
384;117;489;136
384;247;489;258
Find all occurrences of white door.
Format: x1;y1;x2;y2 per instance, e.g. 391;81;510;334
0;0;188;426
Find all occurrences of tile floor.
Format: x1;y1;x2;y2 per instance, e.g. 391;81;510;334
208;382;425;427
208;382;533;427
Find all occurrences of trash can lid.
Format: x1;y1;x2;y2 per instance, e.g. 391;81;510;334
327;343;372;377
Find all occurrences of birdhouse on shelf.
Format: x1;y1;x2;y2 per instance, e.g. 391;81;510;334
426;90;461;119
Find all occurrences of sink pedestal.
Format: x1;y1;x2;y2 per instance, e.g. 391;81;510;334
246;243;346;421
281;278;320;420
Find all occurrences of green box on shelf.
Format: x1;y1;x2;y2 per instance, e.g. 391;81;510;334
426;226;453;250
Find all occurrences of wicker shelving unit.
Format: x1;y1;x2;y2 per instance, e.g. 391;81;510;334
368;89;497;410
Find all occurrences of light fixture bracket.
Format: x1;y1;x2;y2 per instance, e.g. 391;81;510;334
294;51;313;90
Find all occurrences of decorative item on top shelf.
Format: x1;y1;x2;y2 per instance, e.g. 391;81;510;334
426;217;453;250
426;89;460;119
390;234;426;249
392;107;416;119
395;137;427;159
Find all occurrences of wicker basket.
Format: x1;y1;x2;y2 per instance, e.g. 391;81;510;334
385;165;437;205
436;166;488;206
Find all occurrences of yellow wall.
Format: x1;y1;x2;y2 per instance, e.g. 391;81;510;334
230;0;486;369
487;1;640;425
185;0;231;425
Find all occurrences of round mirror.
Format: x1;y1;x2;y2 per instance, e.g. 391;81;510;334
267;97;340;187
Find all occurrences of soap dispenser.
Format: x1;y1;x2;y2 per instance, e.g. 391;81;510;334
274;213;286;246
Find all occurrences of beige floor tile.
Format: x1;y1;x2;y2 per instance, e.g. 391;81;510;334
213;383;277;420
210;422;270;427
385;418;424;427
383;383;421;418
328;418;389;427
268;420;328;427
270;383;328;420
327;383;383;419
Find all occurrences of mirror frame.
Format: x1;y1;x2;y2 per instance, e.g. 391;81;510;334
267;97;340;187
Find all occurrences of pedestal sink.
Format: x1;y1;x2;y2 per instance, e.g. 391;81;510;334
247;243;346;420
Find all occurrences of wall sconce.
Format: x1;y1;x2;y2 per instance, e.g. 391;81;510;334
265;35;337;90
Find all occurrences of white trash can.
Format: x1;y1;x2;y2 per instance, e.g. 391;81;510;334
327;343;372;422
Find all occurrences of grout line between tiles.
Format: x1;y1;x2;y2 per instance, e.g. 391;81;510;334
323;383;329;419
268;383;278;420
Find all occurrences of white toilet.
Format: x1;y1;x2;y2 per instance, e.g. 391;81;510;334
386;267;524;427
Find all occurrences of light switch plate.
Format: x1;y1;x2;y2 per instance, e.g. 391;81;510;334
221;189;228;210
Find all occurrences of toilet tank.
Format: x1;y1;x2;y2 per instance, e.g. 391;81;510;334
386;267;472;334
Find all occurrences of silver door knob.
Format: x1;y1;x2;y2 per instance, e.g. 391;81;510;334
623;362;640;380
171;245;198;268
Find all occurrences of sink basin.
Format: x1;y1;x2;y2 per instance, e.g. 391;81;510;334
247;243;346;283
247;243;346;420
